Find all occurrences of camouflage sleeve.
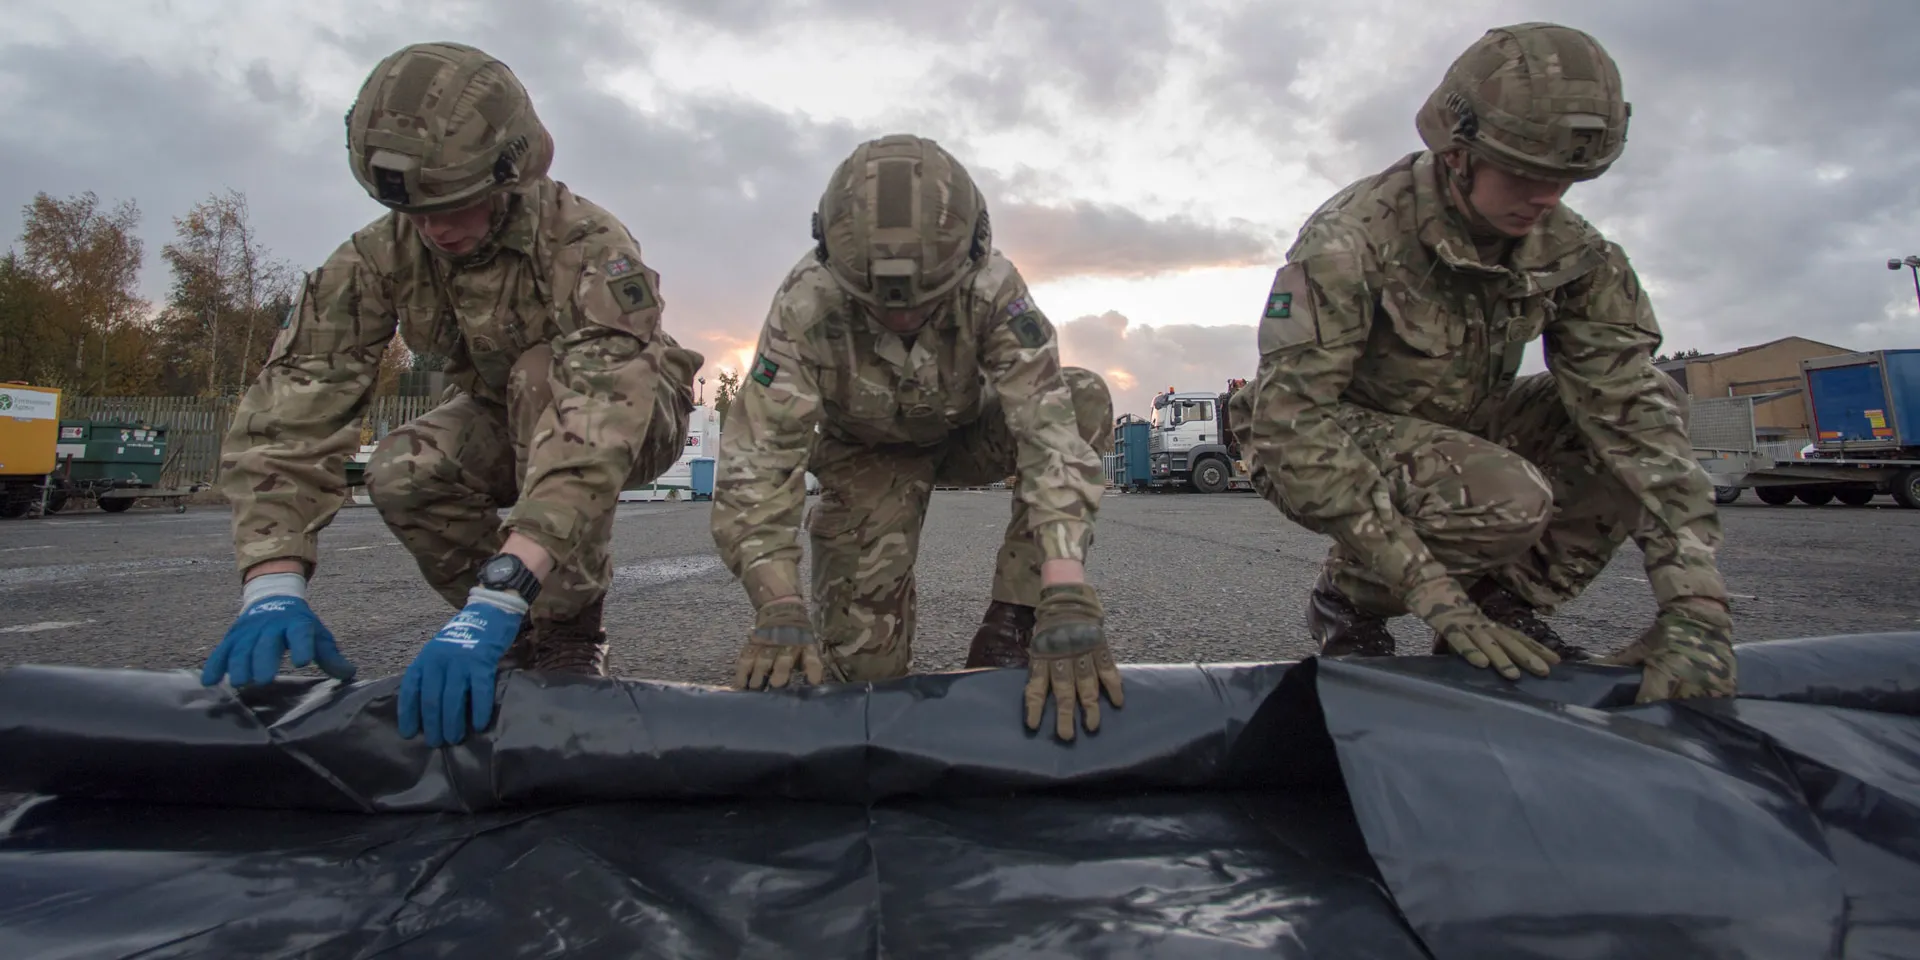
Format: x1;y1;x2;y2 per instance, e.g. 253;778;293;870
1546;243;1729;606
1240;243;1454;600
219;237;395;576
976;259;1105;563
711;286;823;607
503;229;671;567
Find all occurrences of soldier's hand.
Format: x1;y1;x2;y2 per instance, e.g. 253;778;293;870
202;573;356;688
1024;583;1125;741
1407;579;1559;680
1600;597;1737;703
733;598;825;690
399;593;524;748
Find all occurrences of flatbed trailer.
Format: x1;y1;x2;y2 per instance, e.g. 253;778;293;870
1690;349;1920;508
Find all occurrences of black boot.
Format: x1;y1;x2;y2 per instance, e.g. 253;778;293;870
532;598;611;676
1439;579;1590;661
965;600;1035;668
1307;571;1396;658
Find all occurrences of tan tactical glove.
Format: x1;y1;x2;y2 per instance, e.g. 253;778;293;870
1406;578;1560;680
1024;583;1125;741
1600;597;1737;703
732;598;826;690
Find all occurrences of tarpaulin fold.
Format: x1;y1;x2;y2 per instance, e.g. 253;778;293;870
0;632;1915;959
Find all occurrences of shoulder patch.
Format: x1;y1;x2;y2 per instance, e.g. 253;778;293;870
750;352;780;387
1009;309;1052;348
1256;262;1319;354
607;268;656;314
605;254;638;279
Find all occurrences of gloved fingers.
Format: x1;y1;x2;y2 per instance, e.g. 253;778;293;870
731;641;758;690
398;664;424;740
286;617;318;670
801;645;825;686
1438;629;1494;671
313;626;357;683
1073;653;1102;734
1093;647;1124;708
1050;656;1079;742
746;643;776;690
200;626;245;687
242;625;289;688
469;663;499;735
767;644;799;689
438;665;470;747
420;662;447;748
1023;660;1050;731
1494;629;1556;677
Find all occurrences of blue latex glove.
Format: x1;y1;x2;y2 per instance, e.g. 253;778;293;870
202;572;356;687
399;588;527;747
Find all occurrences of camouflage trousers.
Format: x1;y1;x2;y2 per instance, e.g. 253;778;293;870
364;340;692;628
806;367;1115;681
1256;371;1691;617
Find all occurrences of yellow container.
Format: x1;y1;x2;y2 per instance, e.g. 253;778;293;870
0;382;62;478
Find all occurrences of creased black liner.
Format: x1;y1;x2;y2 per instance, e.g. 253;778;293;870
1;632;1915;959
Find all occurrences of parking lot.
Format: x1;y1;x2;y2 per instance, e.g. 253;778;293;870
2;490;1917;684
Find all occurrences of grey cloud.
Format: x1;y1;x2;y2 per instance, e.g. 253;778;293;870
992;200;1278;284
1057;311;1257;419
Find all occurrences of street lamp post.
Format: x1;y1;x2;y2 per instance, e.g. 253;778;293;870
1886;255;1920;311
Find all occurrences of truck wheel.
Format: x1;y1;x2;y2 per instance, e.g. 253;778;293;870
1755;486;1795;506
1894;469;1920;510
1191;458;1228;494
0;499;28;519
99;497;134;513
1835;487;1877;507
1713;485;1742;504
1796;489;1834;506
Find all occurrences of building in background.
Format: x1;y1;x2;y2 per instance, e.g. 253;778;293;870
1657;336;1853;445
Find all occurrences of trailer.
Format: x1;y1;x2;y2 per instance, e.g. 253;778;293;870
1692;349;1920;508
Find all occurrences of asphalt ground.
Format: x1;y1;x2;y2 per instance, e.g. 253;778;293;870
5;488;1919;683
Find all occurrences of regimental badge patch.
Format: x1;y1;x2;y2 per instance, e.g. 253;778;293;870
751;352;780;387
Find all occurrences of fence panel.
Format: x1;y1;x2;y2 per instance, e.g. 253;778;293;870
57;394;443;488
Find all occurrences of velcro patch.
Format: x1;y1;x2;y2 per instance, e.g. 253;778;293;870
1005;296;1031;318
751;352;779;387
605;254;638;278
608;273;655;314
1010;311;1052;348
1256;262;1318;355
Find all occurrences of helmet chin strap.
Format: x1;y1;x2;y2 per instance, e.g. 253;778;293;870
1443;151;1509;241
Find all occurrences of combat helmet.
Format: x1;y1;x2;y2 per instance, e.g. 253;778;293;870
345;42;554;214
1416;23;1630;182
813;134;992;313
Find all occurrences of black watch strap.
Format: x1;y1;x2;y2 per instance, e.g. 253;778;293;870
477;553;541;604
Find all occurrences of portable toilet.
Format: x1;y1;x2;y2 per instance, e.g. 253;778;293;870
689;457;717;500
1112;416;1150;489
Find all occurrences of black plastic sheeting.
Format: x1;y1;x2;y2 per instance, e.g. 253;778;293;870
0;632;1916;959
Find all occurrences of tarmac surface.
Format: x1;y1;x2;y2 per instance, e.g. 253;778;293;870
3;489;1919;685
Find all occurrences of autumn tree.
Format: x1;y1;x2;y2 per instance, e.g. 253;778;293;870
158;189;298;397
9;191;157;394
711;368;741;427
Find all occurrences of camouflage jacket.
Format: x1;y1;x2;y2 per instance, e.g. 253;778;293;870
220;178;694;575
712;250;1103;608
1237;150;1726;608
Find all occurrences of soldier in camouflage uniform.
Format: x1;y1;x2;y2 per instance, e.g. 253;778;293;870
201;42;703;746
1229;22;1737;702
712;134;1124;741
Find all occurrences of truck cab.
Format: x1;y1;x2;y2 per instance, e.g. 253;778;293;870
1148;386;1248;493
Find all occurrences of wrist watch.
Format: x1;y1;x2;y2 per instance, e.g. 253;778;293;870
477;553;541;604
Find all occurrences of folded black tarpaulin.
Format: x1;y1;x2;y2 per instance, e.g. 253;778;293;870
0;632;1916;959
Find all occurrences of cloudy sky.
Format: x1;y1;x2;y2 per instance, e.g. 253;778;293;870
4;0;1917;418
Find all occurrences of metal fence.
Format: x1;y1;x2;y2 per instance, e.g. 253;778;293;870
58;395;440;488
1689;396;1760;453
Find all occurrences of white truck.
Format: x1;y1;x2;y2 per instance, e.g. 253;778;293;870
1145;383;1254;493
